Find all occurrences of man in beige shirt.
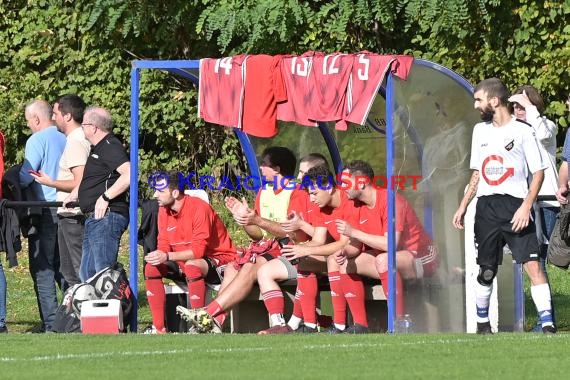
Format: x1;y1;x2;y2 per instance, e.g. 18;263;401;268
32;94;90;286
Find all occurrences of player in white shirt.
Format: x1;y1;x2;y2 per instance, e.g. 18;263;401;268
452;77;556;334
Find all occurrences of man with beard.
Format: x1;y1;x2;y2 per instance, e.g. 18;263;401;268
452;78;555;334
144;172;237;334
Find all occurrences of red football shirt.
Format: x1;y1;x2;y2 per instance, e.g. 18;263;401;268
310;191;359;241
198;55;247;128
276;53;318;127
365;189;431;253
307;53;353;131
345;53;395;126
390;55;414;80
242;54;287;138
157;195;236;264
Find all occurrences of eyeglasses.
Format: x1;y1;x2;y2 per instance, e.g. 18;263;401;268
81;123;97;128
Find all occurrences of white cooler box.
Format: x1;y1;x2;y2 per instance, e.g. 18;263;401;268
81;299;123;334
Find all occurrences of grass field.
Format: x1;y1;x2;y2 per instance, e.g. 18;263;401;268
5;244;570;333
2;225;570;379
1;333;569;379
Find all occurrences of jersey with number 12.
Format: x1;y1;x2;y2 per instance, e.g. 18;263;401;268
307;53;353;130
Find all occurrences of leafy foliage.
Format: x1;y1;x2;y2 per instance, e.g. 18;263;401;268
0;0;568;186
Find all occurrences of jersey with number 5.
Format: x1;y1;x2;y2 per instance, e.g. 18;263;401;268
345;53;395;126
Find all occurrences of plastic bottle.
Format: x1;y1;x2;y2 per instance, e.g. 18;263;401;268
395;314;413;333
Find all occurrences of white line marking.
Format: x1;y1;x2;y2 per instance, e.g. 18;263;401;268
0;334;558;363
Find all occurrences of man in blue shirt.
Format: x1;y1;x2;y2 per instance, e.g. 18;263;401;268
19;99;66;333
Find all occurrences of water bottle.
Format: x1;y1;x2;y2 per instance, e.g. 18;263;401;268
395;314;413;333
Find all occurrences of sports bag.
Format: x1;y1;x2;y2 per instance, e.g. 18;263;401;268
53;262;134;332
547;203;570;270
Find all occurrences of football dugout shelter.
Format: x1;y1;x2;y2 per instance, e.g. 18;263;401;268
129;57;525;333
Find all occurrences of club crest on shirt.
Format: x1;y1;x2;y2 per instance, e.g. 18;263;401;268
504;138;514;151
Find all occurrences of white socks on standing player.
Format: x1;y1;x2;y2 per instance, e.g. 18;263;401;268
475;282;493;323
530;283;554;327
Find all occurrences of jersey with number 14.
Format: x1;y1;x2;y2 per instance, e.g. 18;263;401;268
199;55;247;128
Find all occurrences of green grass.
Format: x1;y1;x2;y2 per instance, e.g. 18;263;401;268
0;333;569;379
3;227;570;379
5;240;569;333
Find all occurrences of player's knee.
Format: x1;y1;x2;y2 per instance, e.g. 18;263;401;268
477;265;497;286
375;255;388;273
144;263;161;279
256;264;273;282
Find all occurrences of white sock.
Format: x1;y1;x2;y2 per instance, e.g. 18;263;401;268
270;313;285;327
287;315;302;330
530;283;553;326
475;282;493;323
334;323;346;331
304;322;317;329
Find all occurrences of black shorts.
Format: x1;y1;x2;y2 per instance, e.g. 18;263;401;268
204;257;224;285
474;195;540;266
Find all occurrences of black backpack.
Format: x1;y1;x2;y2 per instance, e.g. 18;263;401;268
548;204;570;270
53;262;134;333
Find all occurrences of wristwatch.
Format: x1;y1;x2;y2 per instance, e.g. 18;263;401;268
102;192;111;202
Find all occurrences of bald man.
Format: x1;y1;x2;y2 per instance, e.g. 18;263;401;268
19;99;67;333
64;106;130;281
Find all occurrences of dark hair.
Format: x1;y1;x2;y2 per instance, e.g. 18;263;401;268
474;78;509;106
55;94;86;124
307;165;335;187
513;85;545;114
261;146;296;177
166;171;182;191
343;160;375;180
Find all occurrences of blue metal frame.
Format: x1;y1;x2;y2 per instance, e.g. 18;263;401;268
129;60;200;331
385;73;396;333
129;57;488;334
317;122;343;172
129;66;141;331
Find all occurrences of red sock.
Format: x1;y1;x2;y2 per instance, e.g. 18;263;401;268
292;298;303;319
144;263;168;331
184;264;206;308
379;271;405;317
206;300;227;326
341;273;368;327
328;271;346;326
262;289;285;315
297;271;318;324
214;313;226;327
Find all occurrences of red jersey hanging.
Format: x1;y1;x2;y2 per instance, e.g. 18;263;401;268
345;53;395;126
307;52;353;131
198;55;248;128
276;53;318;127
242;54;287;138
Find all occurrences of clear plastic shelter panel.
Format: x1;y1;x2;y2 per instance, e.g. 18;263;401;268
248;121;335;174
332;94;387;174
390;62;480;332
